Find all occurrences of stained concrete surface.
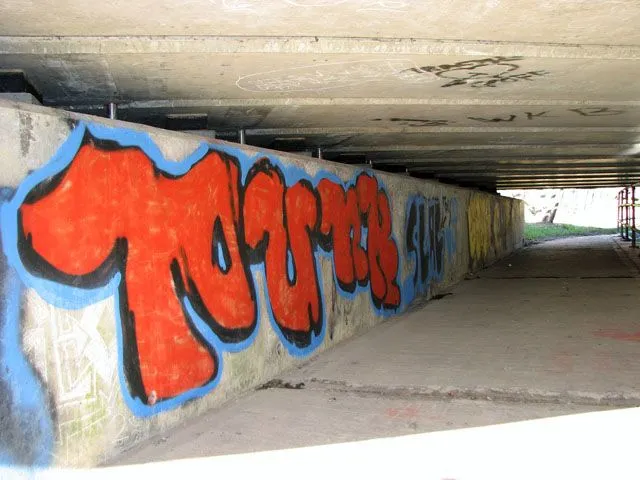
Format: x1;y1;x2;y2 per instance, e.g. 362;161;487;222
111;234;640;465
480;235;639;278
3;2;640;191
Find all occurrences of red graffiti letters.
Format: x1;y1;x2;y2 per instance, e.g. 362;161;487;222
16;132;400;406
317;179;368;292
317;177;400;308
356;174;400;309
19;141;256;402
244;160;322;346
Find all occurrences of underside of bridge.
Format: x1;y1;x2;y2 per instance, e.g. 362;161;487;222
4;3;640;471
1;2;639;189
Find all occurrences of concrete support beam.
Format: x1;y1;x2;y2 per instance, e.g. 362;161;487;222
2;35;640;59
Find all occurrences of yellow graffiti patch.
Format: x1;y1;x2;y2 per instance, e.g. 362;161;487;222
468;195;492;264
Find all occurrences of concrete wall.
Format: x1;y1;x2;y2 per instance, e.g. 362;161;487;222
0;100;524;468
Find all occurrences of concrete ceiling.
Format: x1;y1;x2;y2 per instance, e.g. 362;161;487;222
1;0;640;190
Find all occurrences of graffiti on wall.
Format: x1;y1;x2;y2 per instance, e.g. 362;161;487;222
403;56;549;88
0;188;54;466
236;59;436;92
468;195;493;267
403;195;457;301
468;193;519;269
0;123;401;417
22;294;128;466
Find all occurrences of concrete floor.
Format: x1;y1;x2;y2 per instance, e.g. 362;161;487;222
112;234;640;465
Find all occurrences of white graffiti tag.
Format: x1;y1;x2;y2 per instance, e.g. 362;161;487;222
237;59;435;92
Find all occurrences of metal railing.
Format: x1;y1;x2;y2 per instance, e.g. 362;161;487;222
617;186;638;248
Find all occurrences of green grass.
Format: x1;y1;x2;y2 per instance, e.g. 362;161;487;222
524;223;618;243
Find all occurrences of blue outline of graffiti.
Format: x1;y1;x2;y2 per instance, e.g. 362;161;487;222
401;195;458;307
0;189;54;466
0;123;258;417
0;122;401;416
444;198;458;259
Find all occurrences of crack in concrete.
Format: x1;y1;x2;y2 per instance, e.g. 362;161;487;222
266;377;640;408
257;379;305;390
476;275;637;279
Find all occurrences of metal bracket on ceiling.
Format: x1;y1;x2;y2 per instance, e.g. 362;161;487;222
106;102;118;120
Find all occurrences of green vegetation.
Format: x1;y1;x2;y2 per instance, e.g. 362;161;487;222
524;223;618;243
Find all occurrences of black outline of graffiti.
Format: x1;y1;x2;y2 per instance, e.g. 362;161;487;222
569;107;625;117
389;118;452;127
468;115;517;123
403;56;549;88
